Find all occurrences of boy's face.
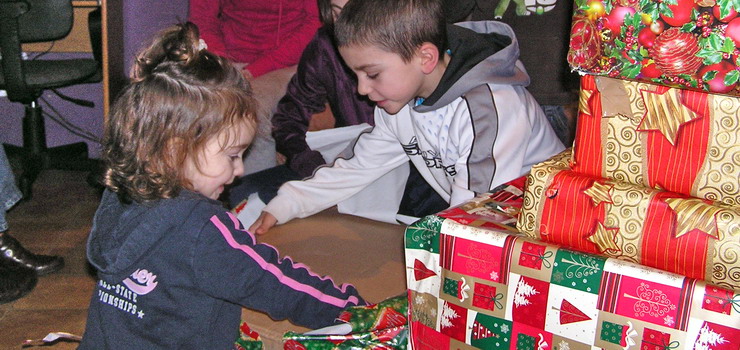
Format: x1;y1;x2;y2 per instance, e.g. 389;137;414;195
184;121;254;200
340;44;425;115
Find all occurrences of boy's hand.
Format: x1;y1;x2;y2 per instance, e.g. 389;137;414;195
249;211;277;235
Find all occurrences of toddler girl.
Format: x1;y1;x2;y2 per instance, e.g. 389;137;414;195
79;22;364;349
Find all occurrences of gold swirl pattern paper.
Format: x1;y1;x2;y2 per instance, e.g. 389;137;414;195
593;76;740;206
516;150;572;239
516;149;739;288
603;180;654;265
596;77;645;187
692;95;740;206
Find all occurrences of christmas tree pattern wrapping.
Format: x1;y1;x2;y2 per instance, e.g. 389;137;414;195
568;0;740;96
572;75;739;206
405;199;740;349
281;295;408;349
517;148;740;290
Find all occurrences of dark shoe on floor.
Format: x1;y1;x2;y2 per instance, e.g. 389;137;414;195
0;233;64;276
0;260;37;304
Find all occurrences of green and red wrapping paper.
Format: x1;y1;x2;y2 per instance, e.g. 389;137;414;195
281;295;408;349
572;75;739;207
568;0;740;96
406;206;740;349
518;149;740;290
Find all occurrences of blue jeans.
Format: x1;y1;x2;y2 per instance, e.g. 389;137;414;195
542;104;574;147
0;146;22;232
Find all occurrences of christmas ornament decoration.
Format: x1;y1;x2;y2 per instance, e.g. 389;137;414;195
569;0;740;96
568;16;602;70
650;28;702;77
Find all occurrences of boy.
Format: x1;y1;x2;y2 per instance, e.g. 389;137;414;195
250;0;564;234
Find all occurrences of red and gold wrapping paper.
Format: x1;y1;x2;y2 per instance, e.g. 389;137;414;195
517;149;740;290
572;75;740;207
405;210;740;349
568;0;740;96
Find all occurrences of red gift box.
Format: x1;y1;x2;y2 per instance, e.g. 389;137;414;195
518;241;552;270
640;328;675;350
571;75;740;207
702;286;740;315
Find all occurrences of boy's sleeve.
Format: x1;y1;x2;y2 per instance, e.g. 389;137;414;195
188;0;228;58
272;31;333;177
194;211;365;329
265;111;409;224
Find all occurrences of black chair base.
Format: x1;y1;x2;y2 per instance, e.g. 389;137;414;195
3;142;101;200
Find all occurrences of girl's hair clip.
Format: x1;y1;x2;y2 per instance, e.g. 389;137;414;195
198;39;208;51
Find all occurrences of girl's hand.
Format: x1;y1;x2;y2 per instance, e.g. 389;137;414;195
249;211;277;235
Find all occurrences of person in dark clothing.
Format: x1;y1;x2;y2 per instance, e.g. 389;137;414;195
79;23;364;349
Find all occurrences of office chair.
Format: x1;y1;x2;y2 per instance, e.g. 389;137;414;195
0;0;102;199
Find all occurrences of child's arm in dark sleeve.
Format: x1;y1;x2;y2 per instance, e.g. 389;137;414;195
194;211;365;329
272;32;334;177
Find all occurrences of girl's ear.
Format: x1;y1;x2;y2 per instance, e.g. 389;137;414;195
418;42;440;75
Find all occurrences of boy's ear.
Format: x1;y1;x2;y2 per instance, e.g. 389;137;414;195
418;42;440;75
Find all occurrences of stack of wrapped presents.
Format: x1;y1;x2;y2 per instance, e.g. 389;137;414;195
404;0;740;348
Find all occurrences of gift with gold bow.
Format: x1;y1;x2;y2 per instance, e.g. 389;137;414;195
518;149;740;290
572;75;740;207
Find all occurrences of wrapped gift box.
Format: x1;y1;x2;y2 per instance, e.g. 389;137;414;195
406;209;740;349
518;149;740;289
568;0;740;96
572;75;740;206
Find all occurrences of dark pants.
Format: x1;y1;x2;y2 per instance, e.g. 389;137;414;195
226;162;448;218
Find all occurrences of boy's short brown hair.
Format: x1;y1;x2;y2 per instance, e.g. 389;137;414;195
334;0;447;62
104;22;256;203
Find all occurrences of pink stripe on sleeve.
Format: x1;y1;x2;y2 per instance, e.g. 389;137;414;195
210;214;360;308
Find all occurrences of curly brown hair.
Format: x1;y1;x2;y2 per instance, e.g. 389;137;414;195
103;22;257;203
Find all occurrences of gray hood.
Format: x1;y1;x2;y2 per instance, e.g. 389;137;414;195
415;21;530;113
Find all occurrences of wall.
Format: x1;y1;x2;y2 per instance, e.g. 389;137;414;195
0;1;189;159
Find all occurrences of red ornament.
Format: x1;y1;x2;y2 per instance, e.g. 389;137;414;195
698;61;738;93
650;28;702;77
726;18;740;47
640;60;663;79
660;0;698;27
604;6;637;34
568;16;602;70
638;27;657;48
713;5;738;23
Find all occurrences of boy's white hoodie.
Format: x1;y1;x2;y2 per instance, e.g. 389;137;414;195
264;21;565;224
